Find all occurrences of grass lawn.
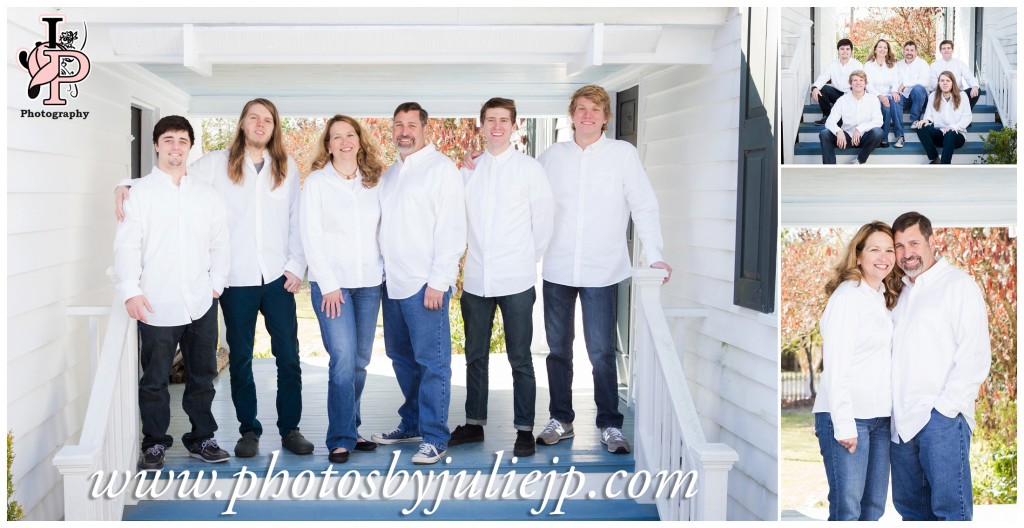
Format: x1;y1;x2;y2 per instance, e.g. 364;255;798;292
781;406;828;510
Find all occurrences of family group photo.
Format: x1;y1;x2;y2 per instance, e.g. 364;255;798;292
6;6;779;523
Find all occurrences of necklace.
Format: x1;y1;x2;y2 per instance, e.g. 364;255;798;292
337;166;358;179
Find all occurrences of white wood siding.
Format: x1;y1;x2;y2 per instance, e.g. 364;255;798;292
781;7;812;70
6;16;189;520
985;7;1017;68
633;11;777;521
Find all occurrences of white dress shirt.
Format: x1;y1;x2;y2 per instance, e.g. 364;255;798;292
891;257;991;443
897;56;931;96
539;134;664;287
812;58;865;93
922;92;973;133
461;146;554;298
825;92;884;135
300;166;383;293
812;280;893;441
930;57;979;91
378;144;467;300
863;60;900;96
121;149;306;287
114;168;230;327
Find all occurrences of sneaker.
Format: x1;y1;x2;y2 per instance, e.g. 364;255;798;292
449;424;484;446
371;427;422;445
536;418;574;446
601;427;632;454
411;443;446;465
188;438;230;463
880;141;889;148
813;117;827;125
138;444;166;470
929;158;940;165
848;159;861;165
234;431;259;458
894;136;905;148
513;430;536;457
282;429;314;455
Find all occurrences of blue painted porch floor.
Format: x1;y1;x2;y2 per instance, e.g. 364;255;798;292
123;352;649;520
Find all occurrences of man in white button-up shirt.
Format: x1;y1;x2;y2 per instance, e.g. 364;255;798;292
114;99;313;458
818;70;884;164
896;41;931;127
114;116;231;470
810;38;864;125
889;212;991;521
534;85;672;455
930;39;981;109
448;98;554;458
372;102;467;465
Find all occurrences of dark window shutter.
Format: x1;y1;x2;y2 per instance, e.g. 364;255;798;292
734;8;778;314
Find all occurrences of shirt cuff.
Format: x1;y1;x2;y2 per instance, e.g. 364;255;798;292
833;418;857;442
315;277;341;295
211;277;226;296
426;277;453;294
284;259;306;279
118;282;144;304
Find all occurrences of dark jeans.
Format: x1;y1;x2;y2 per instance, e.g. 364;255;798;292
902;85;929;123
461;287;537;431
891;409;974;521
817;85;845;120
967;89;980;110
543;280;623;429
138;301;219;450
819;128;883;164
220;275;302;438
915;125;966;164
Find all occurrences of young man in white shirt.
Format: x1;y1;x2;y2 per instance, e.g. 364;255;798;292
535;85;672;455
889;212;991;521
895;41;931;141
115;99;312;458
811;38;864;125
930;39;981;109
373;102;467;465
818;70;884;164
448;98;554;458
114;116;231;470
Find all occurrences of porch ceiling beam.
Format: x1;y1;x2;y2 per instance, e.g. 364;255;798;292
189;95;571;117
567;23;604;77
182;24;212;77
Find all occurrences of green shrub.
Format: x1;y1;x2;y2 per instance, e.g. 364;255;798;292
972;439;1018;504
7;430;24;521
977;125;1017;164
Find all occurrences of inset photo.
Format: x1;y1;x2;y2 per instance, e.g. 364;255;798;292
779;167;1017;521
782;7;1016;165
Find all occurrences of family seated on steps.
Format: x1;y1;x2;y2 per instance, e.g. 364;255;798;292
812;38;976;165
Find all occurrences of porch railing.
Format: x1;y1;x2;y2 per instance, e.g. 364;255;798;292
982;30;1017;127
780;18;813;163
52;275;139;521
631;269;738;521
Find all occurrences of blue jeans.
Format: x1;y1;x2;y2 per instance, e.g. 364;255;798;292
382;282;452;451
543;280;623;429
138;301;220;450
310;282;381;451
916;125;966;164
461;287;537;431
220;275;302;438
890;409;974;521
814;413;891;521
880;95;904;141
902;85;928;122
818;128;883;164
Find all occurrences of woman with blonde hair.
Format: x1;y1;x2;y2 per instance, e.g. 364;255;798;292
913;71;973;164
300;115;386;463
813;221;903;521
863;39;903;148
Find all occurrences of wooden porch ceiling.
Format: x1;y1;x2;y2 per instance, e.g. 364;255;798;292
781;167;1018;228
8;7;728;115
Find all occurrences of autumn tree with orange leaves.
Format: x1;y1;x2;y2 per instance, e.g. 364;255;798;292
847;7;942;63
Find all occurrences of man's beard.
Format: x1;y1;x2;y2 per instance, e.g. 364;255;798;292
900;256;924;278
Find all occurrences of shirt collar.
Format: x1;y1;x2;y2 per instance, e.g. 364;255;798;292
856;279;886;296
902;256;948;287
400;143;436;166
570;133;608;154
151;166;190;188
485;145;515;164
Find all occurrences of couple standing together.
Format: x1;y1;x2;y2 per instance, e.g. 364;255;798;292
814;212;991;521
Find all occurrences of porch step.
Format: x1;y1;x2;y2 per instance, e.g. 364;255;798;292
792;142;988;165
123;498;660;521
796;121;1002;143
800;104;999;123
